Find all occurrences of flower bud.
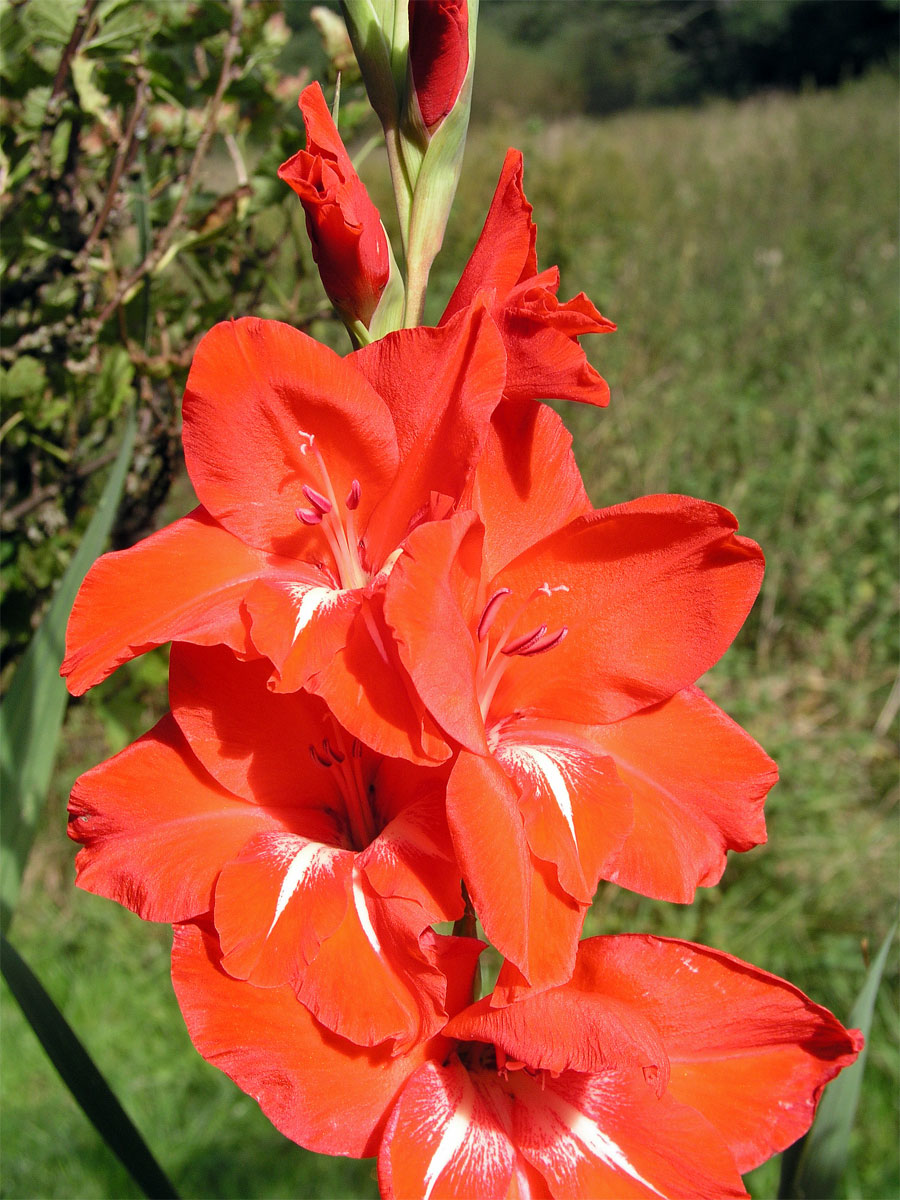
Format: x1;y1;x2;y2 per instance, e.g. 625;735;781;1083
278;82;390;328
408;0;469;131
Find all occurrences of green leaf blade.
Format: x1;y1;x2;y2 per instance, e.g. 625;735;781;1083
0;412;136;934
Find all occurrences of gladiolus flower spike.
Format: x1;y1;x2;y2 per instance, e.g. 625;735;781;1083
62;14;862;1198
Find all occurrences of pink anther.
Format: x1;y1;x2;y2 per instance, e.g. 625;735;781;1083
345;479;361;510
517;626;568;657
296;506;323;526
477;588;511;641
302;484;332;515
501;623;548;656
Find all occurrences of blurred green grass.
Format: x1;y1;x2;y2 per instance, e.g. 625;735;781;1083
3;74;897;1199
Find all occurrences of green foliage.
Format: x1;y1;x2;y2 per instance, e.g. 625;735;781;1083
1;15;897;1197
474;0;899;117
0;411;134;934
1;932;178;1198
0;0;353;674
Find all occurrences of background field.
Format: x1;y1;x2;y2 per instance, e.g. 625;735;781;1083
2;42;898;1200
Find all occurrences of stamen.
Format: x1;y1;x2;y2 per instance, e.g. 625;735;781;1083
517;626;568;657
477;588;510;642
322;737;344;764
502;624;548;656
346;479;361;510
296;506;323;526
309;744;331;768
302;484;332;515
351;738;363;758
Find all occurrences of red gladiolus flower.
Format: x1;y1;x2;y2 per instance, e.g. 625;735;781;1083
383;406;774;992
61;305;507;763
171;926;860;1198
408;0;469;129
442;148;616;408
279;82;390;327
69;643;465;1051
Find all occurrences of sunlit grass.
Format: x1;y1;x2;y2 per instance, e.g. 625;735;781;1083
3;73;897;1199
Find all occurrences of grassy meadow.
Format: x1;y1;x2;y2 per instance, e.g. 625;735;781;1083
2;73;898;1199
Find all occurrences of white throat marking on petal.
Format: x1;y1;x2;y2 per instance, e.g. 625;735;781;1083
506;745;579;849
423;1071;475;1200
267;842;339;936
352;868;382;955
288;583;344;641
543;1088;666;1198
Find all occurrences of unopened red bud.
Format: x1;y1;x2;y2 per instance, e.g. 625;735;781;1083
279;83;389;327
408;0;469;129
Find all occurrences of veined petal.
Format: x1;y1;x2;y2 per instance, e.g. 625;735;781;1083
510;1067;747;1200
499;304;612;408
182;317;398;558
171;921;441;1159
295;872;458;1052
494;495;765;726
598;686;775;902
61;507;296;696
305;590;452;764
354;303;507;569
379;1059;516;1200
446;987;668;1088
67;714;293;923
361;790;464;923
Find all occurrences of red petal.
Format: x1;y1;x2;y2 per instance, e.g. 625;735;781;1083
379;1059;516;1200
383;511;487;754
499;300;612;408
61;507;295;696
598;686;775;902
442;149;537;321
306;589;452;764
446;985;668;1087
361;788;463;923
447;751;583;993
493;718;633;906
494;495;765;726
171;921;433;1158
294;873;456;1051
244;575;360;693
471;400;592;581
182;317;398;558
599;936;863;1173
169;642;344;804
510;1067;747;1200
354;304;506;569
214;831;353;987
67;714;291;922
